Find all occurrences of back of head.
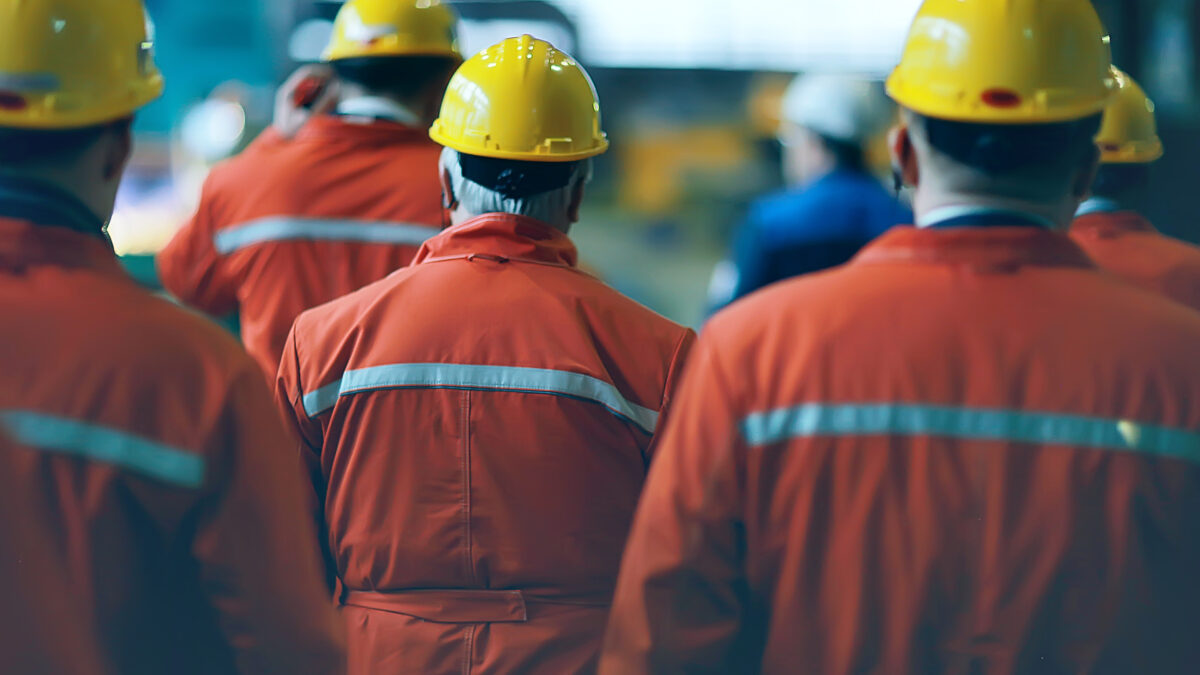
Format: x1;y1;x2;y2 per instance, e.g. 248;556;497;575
782;74;891;156
430;36;609;227
1091;68;1161;201
323;0;462;104
0;0;163;170
886;0;1115;206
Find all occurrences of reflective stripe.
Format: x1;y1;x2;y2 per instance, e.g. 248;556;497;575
213;217;439;254
741;403;1200;464
302;363;659;433
0;410;206;488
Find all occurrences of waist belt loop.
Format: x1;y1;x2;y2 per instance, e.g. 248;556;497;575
343;589;529;624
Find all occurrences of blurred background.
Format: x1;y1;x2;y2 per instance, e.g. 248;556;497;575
116;0;1200;327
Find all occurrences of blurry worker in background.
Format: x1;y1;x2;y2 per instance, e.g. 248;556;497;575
0;1;344;672
276;36;695;675
158;0;461;380
707;73;910;311
603;1;1200;673
1071;68;1200;311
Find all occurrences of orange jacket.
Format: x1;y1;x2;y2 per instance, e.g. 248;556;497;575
158;116;444;379
276;213;695;675
602;226;1200;675
1070;210;1200;311
0;434;105;675
0;217;345;674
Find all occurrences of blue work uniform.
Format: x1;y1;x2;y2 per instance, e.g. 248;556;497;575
709;168;911;311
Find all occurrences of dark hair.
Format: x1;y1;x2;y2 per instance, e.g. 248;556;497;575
917;113;1103;175
1092;163;1151;200
331;56;459;100
0;118;131;166
458;153;581;199
816;134;867;172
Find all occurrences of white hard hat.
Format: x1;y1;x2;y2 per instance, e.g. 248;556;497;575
781;73;891;144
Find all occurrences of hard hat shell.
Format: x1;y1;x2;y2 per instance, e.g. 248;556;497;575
1096;68;1163;164
430;35;609;162
323;0;460;62
0;0;164;129
782;74;891;144
886;0;1115;124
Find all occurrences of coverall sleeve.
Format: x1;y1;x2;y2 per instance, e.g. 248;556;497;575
192;358;345;675
275;323;339;593
600;336;753;674
156;175;240;317
644;328;698;464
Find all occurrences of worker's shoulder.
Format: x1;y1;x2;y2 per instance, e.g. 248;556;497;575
290;266;408;342
95;282;261;383
564;268;693;341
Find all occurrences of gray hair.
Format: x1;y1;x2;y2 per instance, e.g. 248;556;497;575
440;147;592;227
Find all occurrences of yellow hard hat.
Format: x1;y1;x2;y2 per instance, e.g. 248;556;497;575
1096;68;1163;164
0;0;163;129
887;0;1115;124
323;0;460;62
429;35;609;162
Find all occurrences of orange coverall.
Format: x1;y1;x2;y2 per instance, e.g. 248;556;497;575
1071;209;1200;311
0;433;105;675
277;213;695;674
158;115;444;378
602;225;1200;675
0;216;345;674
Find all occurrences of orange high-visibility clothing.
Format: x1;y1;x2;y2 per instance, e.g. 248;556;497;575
277;214;695;675
602;226;1200;675
1071;209;1200;311
0;434;105;675
158;116;444;378
1;218;345;674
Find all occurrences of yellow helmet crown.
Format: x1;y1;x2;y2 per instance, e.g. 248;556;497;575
429;35;609;163
887;0;1115;124
1096;68;1163;164
323;0;460;62
0;0;164;129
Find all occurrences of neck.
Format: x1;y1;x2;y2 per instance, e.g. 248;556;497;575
913;188;1077;231
336;83;436;126
451;209;572;234
0;169;112;225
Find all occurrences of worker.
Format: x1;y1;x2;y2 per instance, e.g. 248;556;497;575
276;36;695;675
0;1;344;673
602;1;1200;673
1071;68;1200;311
158;0;462;379
707;73;910;311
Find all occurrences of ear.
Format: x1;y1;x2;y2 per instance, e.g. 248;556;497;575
1073;143;1102;201
889;123;919;188
567;179;586;224
438;165;458;211
101;120;134;182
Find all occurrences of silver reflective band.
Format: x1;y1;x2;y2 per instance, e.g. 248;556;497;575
0;410;206;488
741;403;1200;464
214;217;439;254
0;72;60;92
303;363;660;434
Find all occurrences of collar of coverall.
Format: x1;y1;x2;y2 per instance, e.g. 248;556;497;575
853;224;1095;270
0;174;108;240
1071;209;1158;239
1075;196;1122;217
0;216;121;273
412;213;579;269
